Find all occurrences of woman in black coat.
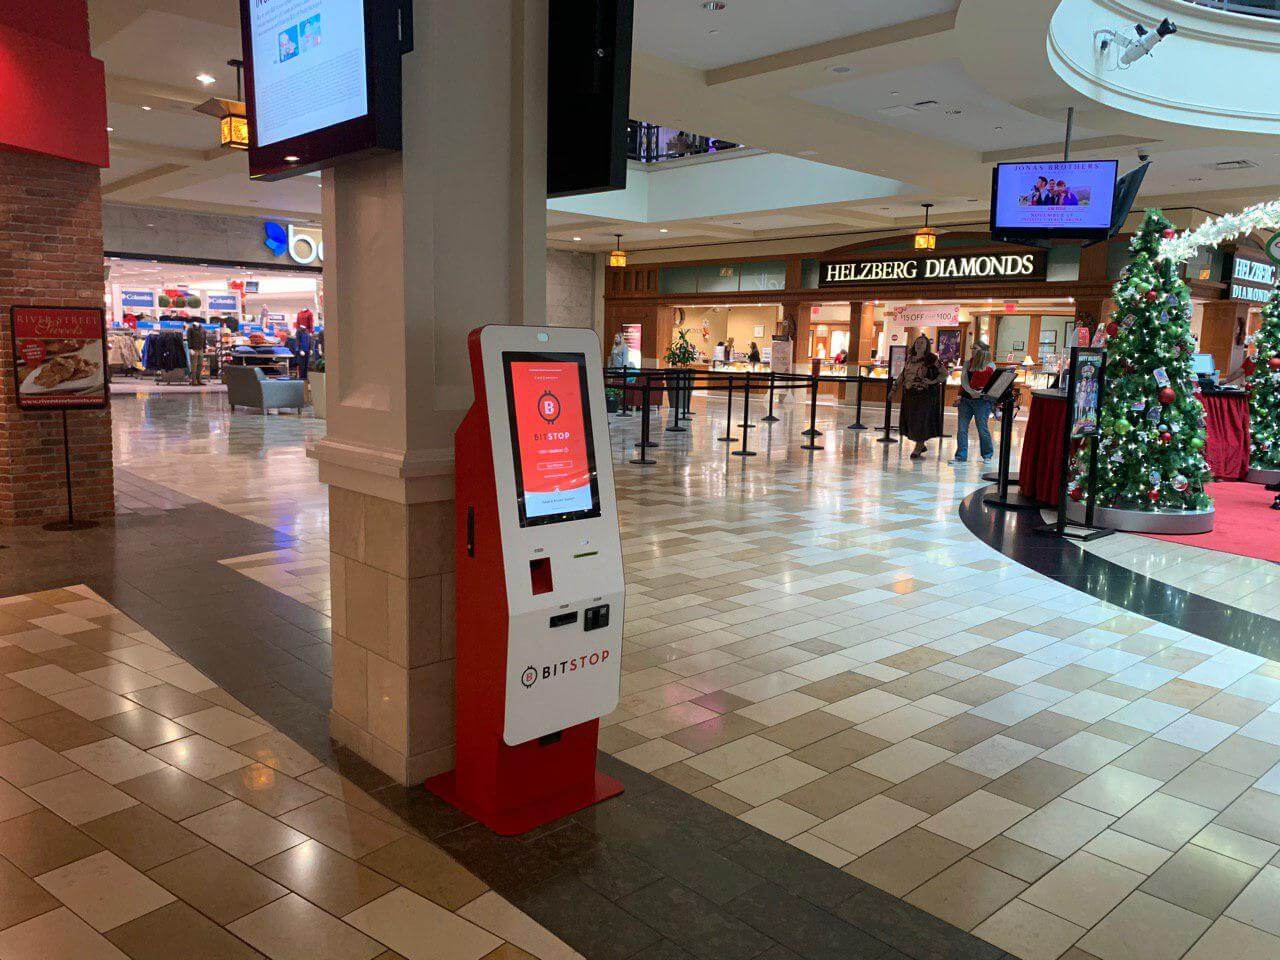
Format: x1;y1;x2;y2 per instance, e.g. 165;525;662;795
899;334;945;459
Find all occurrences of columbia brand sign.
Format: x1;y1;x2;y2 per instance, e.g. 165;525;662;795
819;252;1045;287
519;649;611;689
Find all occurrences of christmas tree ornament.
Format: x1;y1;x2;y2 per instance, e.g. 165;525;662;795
1172;474;1189;491
1144;289;1159;302
1114;418;1133;435
1159;387;1176;406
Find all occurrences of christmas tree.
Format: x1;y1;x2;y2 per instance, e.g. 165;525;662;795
1250;289;1280;471
1070;210;1213;511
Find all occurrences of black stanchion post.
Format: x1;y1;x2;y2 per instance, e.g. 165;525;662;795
982;393;1039;511
848;375;867;430
762;370;779;422
801;375;823;438
878;378;899;444
734;374;757;457
616;370;631;418
718;376;737;443
666;371;687;433
683;369;695;417
43;411;98;532
630;375;656;465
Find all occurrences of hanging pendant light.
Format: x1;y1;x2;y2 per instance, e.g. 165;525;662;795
194;58;249;150
609;234;627;268
915;202;937;251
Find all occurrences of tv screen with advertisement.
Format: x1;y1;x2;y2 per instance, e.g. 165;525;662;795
240;0;403;181
990;160;1118;241
503;352;602;528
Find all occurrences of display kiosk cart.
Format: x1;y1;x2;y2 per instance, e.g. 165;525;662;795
425;325;625;834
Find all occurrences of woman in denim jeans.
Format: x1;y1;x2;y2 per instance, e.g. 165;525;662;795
952;344;995;463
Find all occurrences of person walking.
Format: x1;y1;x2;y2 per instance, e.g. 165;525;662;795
900;334;944;459
952;344;996;463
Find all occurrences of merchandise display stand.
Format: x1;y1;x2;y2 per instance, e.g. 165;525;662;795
424;325;624;835
1038;347;1113;542
983;374;1039;511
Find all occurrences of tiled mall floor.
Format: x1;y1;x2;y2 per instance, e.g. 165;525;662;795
4;389;1280;960
0;584;574;960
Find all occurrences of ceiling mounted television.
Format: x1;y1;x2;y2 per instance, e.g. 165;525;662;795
990;160;1119;242
240;0;405;181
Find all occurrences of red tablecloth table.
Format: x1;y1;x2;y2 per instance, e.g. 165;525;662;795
1018;390;1253;506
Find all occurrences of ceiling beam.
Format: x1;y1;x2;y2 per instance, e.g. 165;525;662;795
788;208;898;229
982;134;1158;164
106;74;208;111
102;149;248;204
107;138;213;165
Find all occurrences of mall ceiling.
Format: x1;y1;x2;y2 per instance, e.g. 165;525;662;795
89;0;1280;251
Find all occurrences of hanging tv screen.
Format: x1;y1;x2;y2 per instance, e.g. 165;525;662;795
240;0;404;181
990;160;1118;241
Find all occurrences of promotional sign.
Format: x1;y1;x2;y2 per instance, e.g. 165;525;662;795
936;329;962;366
119;289;156;309
1227;253;1277;304
621;323;642;367
504;355;600;527
1069;348;1107;438
10;306;108;410
888;344;908;381
769;336;794;374
207;294;240;312
991;160;1118;237
892;303;961;327
819;252;1046;288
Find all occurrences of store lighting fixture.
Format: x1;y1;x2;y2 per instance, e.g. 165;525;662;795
609;234;627;268
140;105;152;111
194;58;249;150
284;155;300;163
196;73;216;86
106;126;113;132
571;236;582;242
659;228;669;233
914;202;937;251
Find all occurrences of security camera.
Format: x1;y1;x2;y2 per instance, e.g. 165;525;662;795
1138;152;1151;163
1097;18;1177;68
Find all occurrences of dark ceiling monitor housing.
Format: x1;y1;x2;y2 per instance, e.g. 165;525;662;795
240;0;406;181
1106;161;1150;238
548;0;634;198
990;160;1119;243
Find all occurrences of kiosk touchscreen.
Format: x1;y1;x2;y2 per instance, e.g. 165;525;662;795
425;324;624;834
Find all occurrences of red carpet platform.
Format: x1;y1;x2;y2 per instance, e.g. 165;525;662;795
1143;482;1280;563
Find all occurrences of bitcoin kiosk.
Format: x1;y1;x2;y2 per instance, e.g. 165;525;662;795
425;324;624;834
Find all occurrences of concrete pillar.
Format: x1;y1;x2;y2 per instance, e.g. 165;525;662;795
311;0;548;785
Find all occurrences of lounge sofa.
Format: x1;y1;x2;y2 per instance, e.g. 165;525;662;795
225;365;307;414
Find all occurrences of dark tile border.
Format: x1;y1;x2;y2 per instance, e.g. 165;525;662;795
959;486;1280;660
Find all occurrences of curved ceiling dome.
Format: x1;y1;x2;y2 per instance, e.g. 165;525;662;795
1048;0;1280;135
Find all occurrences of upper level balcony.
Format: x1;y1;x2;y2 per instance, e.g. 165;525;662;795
1183;0;1280;17
626;121;743;165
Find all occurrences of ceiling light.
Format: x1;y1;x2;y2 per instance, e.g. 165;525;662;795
609;234;627;268
659;228;669;233
140;105;152;111
946;108;963;116
830;65;852;74
572;236;582;241
994;126;1004;131
196;73;216;85
914;203;937;251
702;1;726;10
707;28;719;34
105;126;113;132
285;155;300;163
890;91;901;97
798;149;818;156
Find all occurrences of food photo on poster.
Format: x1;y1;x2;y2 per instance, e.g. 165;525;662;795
10;306;108;410
503;354;601;526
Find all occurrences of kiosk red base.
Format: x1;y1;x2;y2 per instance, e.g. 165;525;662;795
423;326;624;836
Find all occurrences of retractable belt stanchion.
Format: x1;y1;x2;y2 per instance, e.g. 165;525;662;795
665;371;687;433
848;375;867;430
682;369;695;418
762;370;779;423
800;374;822;438
426;325;625;835
878;378;899;444
734;374;757;457
616;370;631;418
631;375;656;465
718;376;737;443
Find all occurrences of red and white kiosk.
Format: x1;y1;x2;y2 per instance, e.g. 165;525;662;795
425;324;625;834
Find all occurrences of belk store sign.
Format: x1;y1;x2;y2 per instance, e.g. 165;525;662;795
819;251;1046;288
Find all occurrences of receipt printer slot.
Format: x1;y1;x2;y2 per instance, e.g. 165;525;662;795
549;611;578;628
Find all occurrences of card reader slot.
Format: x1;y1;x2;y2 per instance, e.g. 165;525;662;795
549;611;578;628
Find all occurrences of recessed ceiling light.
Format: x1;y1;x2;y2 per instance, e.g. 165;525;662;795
798;149;818;156
140;105;152;111
659;228;669;233
707;28;719;34
830;65;852;74
993;126;1004;131
105;126;113;132
1189;176;1203;182
890;91;901;97
572;236;582;241
285;155;300;162
196;73;216;85
946;108;963;116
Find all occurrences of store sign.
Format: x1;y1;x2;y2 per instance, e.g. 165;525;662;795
10;306;108;411
819;252;1046;288
892;303;961;327
208;294;240;312
1228;253;1276;304
1267;232;1280;268
119;289;156;309
263;221;324;265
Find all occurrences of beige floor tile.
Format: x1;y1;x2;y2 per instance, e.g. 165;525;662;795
854;739;953;784
915;714;1008;753
173;706;271;747
456;891;580;960
922;791;1032;849
735;691;826;727
95;707;189;751
0;738;79;786
1005;797;1116;859
844;826;969;897
7;663;89;696
358;835;488;912
810;795;927;857
789;831;856;868
148;663;217;694
0;907;131;960
740;799;820;840
25;770;139;825
1111;739;1200;781
78;664;164;696
63;736;169;784
1040;732;1132;775
986;758;1087;809
257;839;397;917
1183;917;1280;960
103;644;183;673
0;776;40;822
821;689;910;724
1217;789;1280;845
781;766;892;820
36;850;174;932
182;799;308;864
683;734;790;781
1077;891;1210;960
149;735;254;780
80;803;206;871
0;809;104;876
1111;793;1217;852
1160;760;1254;811
1061;766;1163;817
146;845;288;925
754;709;851;749
104;900;266;960
884;762;989;816
950;735;1044;779
49;685;139;721
613;738;693;773
1140;843;1258;919
1189;823;1279;868
905;857;1026;932
971;836;1060;883
345;888;501;960
790;728;891;771
973;900;1085;960
1022;851;1144;927
664;713;764;754
230;893;383;960
116;766;231;820
230;732;323;778
0;855;60;930
211;763;325;817
1223;864;1280;937
716;755;825;805
278;796;403;860
1081;830;1172;875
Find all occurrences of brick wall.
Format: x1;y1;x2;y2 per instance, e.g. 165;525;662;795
0;150;113;525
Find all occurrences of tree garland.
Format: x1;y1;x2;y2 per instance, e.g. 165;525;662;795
1158;200;1280;264
1251;290;1280;471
